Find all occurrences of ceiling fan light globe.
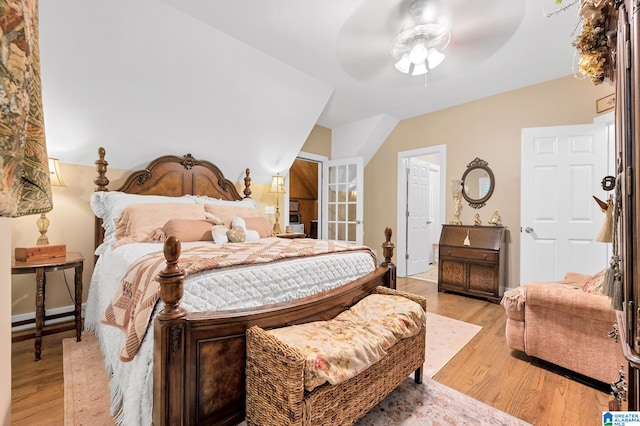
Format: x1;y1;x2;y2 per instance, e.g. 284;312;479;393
412;62;428;76
427;48;445;69
409;42;429;64
395;54;412;73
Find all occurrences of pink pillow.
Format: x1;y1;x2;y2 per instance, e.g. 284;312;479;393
582;269;606;294
160;219;214;242
561;272;590;287
113;203;205;247
204;204;261;227
242;216;273;238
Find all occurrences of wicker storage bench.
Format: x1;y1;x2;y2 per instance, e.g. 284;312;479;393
246;286;426;426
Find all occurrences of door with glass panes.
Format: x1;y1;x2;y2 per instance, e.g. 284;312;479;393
322;157;363;244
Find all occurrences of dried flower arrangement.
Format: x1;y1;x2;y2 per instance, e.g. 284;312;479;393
573;12;609;84
551;0;613;85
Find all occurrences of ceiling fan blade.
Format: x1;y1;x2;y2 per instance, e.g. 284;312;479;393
336;0;525;87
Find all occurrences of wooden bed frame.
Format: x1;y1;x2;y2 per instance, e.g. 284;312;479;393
92;147;397;425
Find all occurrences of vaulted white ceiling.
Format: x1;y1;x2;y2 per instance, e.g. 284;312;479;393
39;0;581;184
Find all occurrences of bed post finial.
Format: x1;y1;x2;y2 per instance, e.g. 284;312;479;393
381;227;396;289
382;227;394;266
94;147;109;191
158;237;187;320
243;168;252;198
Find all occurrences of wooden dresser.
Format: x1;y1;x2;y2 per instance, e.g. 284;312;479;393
438;225;505;303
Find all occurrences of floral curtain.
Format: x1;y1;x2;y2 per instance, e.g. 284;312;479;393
0;0;51;218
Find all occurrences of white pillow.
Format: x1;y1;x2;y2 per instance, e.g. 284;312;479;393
212;225;229;244
90;191;195;254
187;195;257;209
231;217;246;229
244;229;260;242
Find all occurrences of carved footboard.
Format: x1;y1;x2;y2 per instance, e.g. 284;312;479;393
153;231;396;425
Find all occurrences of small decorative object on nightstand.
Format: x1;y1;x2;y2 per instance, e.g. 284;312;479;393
11;251;84;361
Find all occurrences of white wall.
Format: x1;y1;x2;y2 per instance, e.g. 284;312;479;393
38;0;333;185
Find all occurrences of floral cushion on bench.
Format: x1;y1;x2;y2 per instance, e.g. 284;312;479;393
267;294;426;392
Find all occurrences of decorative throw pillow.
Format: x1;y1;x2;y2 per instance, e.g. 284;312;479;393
113;203;205;247
204;211;225;225
242;216;274;238
204;204;261;227
231;217;247;229
90;191;196;254
582;269;607;294
212;225;230;244
227;227;246;243
244;229;260;241
231;217;261;241
158;219;214;242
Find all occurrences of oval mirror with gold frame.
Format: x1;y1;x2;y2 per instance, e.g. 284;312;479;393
461;158;494;209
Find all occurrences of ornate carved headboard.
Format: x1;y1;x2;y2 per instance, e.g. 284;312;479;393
93;147;252;250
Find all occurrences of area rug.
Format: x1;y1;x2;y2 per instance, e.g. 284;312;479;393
411;265;438;282
356;377;531;425
63;334;112;425
425;312;482;377
63;314;486;425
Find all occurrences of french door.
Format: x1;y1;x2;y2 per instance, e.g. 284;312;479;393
322;157;363;244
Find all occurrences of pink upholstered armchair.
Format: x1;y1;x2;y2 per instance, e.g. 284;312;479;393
501;271;625;384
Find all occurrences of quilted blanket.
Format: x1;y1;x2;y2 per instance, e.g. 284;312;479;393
102;238;375;361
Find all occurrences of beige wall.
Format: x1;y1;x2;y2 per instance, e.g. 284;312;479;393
363;75;614;287
301;125;332;158
1;219;11;424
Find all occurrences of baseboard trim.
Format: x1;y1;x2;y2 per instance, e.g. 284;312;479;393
12;303;86;332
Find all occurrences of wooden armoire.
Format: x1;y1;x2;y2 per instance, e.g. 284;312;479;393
613;0;640;411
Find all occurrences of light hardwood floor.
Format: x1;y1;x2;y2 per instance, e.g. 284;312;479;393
11;276;614;425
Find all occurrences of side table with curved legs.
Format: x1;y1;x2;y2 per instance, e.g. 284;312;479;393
11;252;84;361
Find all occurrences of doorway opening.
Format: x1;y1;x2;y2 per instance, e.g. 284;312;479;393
396;145;447;277
286;152;327;239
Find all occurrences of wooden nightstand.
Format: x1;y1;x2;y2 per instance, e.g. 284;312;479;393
11;252;84;361
276;233;306;239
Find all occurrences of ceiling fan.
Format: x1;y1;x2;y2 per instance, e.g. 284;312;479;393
335;0;525;87
389;0;452;79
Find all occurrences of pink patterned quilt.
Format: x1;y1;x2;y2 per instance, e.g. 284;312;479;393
101;238;375;361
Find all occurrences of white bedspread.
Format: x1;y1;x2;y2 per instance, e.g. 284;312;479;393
84;239;377;426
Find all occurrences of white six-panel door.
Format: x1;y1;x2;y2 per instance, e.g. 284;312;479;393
406;157;431;275
521;124;611;284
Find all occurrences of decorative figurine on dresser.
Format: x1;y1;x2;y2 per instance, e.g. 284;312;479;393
488;211;502;226
438;224;505;303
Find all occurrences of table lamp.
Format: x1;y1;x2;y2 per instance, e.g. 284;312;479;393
269;173;285;234
36;158;66;245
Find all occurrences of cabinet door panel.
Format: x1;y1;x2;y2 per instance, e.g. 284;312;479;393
439;259;465;290
468;263;498;295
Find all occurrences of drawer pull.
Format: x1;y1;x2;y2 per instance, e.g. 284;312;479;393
483;254;488;260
